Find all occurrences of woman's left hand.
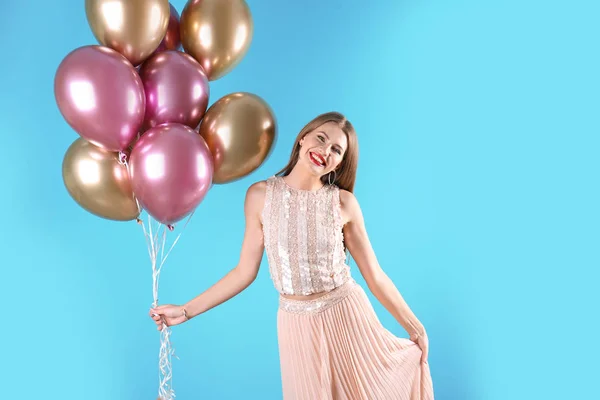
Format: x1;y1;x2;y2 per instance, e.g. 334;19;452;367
410;332;429;364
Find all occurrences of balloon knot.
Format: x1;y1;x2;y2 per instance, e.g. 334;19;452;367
118;151;128;165
136;218;143;225
167;224;175;231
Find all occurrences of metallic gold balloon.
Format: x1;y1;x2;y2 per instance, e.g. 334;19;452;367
180;0;253;80
198;92;276;184
62;138;140;221
85;0;170;66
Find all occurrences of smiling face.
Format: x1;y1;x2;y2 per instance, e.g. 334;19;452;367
298;122;348;178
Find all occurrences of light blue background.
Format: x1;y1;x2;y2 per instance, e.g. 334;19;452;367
1;0;598;399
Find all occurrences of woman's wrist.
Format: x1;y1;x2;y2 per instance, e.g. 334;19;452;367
182;297;204;320
181;306;190;321
409;326;426;340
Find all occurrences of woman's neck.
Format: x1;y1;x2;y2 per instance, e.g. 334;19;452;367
282;167;324;192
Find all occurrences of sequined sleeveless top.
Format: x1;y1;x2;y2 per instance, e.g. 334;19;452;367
261;175;351;296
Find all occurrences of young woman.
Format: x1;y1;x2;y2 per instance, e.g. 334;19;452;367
150;112;435;399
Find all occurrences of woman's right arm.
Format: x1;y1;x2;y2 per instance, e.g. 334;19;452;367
183;181;266;318
150;181;266;327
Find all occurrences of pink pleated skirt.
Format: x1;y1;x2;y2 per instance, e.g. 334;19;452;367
277;278;434;400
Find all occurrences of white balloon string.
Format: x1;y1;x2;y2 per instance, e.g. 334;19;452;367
161;227;167;264
157;212;194;273
117;152;143;215
138;211;195;400
141;216;176;400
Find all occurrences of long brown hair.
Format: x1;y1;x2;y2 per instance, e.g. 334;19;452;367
276;112;359;193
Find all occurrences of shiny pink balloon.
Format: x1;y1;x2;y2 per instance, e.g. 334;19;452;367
129;123;214;224
153;3;182;54
54;45;145;152
139;51;209;129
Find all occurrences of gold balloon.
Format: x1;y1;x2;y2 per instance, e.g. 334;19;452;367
180;0;253;80
199;93;276;184
62;138;140;221
85;0;170;66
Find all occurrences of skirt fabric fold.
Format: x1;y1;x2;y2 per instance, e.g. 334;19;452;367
277;279;434;400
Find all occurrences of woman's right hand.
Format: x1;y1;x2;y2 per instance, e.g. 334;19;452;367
149;304;188;331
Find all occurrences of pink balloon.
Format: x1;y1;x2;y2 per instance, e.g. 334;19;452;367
54;46;145;152
139;51;209;130
153;3;182;54
129;123;214;225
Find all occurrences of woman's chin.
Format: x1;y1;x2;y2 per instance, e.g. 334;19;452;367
300;159;325;176
311;166;327;177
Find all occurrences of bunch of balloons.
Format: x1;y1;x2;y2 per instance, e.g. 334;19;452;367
56;0;277;226
54;1;276;399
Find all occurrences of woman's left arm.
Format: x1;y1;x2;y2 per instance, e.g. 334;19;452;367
341;190;428;345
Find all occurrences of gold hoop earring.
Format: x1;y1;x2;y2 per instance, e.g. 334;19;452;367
328;170;337;185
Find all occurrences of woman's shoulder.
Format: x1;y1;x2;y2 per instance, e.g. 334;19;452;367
338;188;361;221
243;179;270;217
338;188;357;204
247;179;268;198
249;174;282;194
246;175;280;202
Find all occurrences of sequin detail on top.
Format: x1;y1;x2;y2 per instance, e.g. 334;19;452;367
261;176;351;296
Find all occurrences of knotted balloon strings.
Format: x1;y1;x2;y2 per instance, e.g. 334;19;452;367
139;212;194;400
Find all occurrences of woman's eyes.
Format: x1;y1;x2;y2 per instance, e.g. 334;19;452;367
317;135;342;155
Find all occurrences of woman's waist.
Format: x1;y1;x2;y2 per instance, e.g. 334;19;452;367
278;278;358;314
281;291;330;301
279;276;356;302
280;277;353;300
